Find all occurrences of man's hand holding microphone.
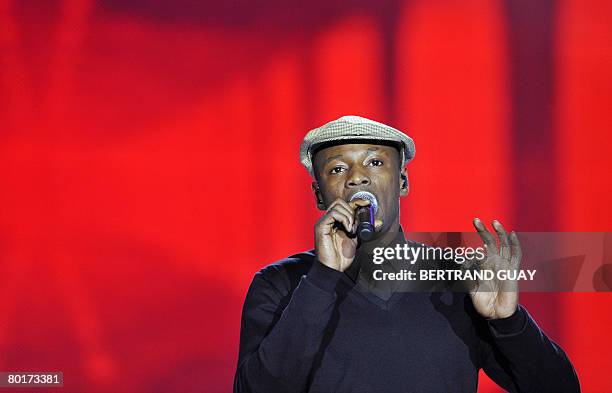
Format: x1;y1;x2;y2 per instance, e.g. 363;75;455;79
314;192;379;272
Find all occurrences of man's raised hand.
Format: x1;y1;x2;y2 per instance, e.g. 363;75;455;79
470;218;522;319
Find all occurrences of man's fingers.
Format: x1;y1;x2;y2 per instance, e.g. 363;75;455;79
329;210;353;233
333;204;356;231
473;218;499;254
333;198;374;231
327;198;348;211
328;199;357;229
323;198;374;233
509;231;522;269
492;220;511;260
330;199;360;215
348;198;371;210
329;197;370;212
320;210;354;234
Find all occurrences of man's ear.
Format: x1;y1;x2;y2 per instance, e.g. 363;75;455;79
399;168;409;197
312;182;326;210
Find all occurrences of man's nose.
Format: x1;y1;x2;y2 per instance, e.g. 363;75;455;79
346;168;371;188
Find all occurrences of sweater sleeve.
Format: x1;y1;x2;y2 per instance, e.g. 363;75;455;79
477;305;581;393
233;261;345;393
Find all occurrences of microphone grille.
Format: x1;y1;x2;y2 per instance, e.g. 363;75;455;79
349;191;379;214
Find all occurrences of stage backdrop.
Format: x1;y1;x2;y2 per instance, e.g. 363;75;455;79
1;1;611;392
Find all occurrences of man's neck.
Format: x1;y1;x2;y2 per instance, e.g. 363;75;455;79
344;219;406;283
359;219;405;253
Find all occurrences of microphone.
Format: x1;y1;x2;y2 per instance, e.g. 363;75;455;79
349;191;379;241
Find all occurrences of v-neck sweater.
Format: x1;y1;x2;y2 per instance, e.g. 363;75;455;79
234;250;580;393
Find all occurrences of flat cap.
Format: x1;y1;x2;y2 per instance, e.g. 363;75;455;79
300;115;415;176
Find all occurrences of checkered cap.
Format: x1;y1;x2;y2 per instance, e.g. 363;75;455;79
300;115;415;176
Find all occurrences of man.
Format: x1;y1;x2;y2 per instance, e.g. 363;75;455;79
234;115;580;392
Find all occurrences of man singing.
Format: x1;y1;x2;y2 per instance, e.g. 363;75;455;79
233;115;580;392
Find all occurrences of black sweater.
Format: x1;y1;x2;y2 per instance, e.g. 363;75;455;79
234;250;580;393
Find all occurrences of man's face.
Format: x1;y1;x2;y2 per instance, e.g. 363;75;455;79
312;143;408;235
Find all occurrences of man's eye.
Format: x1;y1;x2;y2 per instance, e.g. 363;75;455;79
368;159;383;167
329;167;345;174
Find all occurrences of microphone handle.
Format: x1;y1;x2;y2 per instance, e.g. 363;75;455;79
356;205;375;241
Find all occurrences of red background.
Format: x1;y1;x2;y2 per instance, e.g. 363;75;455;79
1;1;611;392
